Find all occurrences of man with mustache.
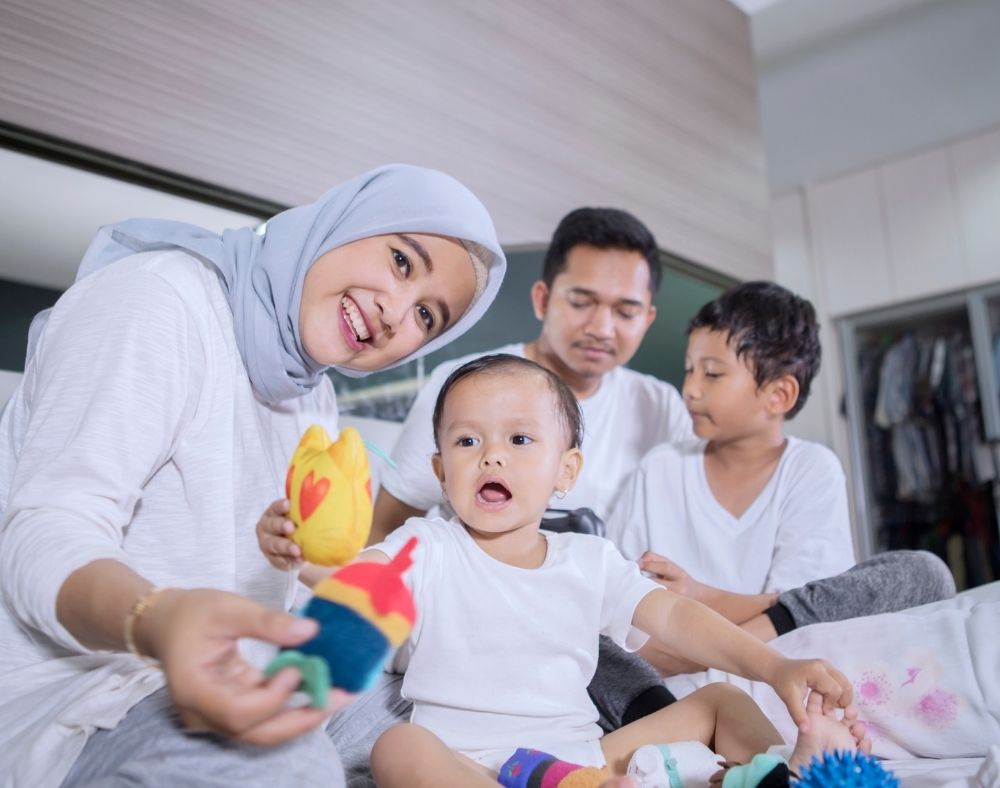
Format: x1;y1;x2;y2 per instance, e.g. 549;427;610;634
370;206;692;538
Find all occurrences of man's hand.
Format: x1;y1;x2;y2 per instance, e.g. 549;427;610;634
257;498;303;570
638;551;703;601
139;588;354;744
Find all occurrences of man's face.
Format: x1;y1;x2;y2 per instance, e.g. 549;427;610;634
532;244;657;380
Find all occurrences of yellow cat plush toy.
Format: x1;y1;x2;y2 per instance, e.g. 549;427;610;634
285;424;372;566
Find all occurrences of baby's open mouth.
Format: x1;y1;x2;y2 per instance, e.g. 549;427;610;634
342;296;370;342
478;481;512;503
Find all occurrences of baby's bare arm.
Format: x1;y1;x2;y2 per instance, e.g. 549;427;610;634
632;589;852;729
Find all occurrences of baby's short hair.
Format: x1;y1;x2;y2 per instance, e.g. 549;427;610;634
688;282;820;419
432;354;583;449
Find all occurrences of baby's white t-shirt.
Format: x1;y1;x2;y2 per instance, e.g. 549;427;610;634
371;517;661;753
606;437;855;594
382;344;691;522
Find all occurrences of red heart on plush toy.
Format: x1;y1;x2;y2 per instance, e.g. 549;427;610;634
299;470;330;521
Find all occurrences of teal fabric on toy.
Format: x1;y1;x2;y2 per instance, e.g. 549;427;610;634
723;753;790;787
264;650;330;709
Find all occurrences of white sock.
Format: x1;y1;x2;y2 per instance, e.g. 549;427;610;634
627;741;724;788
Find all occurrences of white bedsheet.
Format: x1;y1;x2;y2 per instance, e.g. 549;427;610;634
664;583;1000;786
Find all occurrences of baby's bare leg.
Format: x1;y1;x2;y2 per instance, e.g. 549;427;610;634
371;722;497;787
600;683;782;775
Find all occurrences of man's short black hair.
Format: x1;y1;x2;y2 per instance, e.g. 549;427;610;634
432;354;583;450
687;281;821;419
542;207;662;294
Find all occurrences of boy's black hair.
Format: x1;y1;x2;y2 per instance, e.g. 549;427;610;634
542;207;662;295
432;354;583;450
687;281;820;419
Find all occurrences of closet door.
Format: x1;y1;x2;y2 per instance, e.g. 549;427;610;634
807;171;893;315
952;128;1000;288
881;149;966;301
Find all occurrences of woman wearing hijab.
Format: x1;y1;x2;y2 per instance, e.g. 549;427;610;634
0;164;506;787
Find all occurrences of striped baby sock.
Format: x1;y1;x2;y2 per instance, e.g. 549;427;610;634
498;748;608;788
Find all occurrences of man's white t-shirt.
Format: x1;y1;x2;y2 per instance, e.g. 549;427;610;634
371;517;661;755
606;437;856;594
382;343;692;522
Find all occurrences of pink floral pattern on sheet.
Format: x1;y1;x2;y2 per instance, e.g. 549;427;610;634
856;671;893;707
912;689;959;728
844;649;961;757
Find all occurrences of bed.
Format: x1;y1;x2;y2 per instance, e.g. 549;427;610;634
4;376;996;784
665;581;1000;786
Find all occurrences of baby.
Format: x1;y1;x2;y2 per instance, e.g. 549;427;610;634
259;354;868;786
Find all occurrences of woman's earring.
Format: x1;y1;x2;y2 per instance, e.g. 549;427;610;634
554;489;567;500
441;485;449;502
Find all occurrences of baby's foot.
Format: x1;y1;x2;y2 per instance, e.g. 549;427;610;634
788;692;871;774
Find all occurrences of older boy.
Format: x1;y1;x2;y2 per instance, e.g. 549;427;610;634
606;282;954;676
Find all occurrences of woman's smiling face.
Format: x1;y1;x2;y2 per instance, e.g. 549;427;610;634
298;233;476;372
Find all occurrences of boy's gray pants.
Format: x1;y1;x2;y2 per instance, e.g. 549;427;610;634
64;550;954;787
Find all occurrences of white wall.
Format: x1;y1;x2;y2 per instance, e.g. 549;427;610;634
773;123;1000;552
0;0;772;281
0;148;261;290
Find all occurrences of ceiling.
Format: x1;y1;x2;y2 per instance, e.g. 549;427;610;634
730;0;939;64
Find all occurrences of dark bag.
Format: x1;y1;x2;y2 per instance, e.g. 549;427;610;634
540;507;605;537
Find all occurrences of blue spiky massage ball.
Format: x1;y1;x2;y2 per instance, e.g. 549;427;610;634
793;750;899;788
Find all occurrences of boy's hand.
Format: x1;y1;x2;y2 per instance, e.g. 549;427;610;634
257;498;303;570
638;550;703;601
766;657;854;732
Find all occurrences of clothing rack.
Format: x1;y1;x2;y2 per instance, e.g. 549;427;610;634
840;286;1000;590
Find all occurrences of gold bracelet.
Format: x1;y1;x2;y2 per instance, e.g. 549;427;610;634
123;586;173;667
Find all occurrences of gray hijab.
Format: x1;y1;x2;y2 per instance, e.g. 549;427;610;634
27;164;506;404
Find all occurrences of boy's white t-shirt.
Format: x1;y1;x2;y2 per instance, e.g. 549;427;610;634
606;437;855;594
371;517;661;754
383;343;692;522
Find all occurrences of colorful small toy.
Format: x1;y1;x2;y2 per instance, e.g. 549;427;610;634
285;424;372;566
498;748;608;788
793;750;900;788
266;538;418;706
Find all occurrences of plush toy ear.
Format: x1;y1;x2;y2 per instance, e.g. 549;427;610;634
286;425;373;566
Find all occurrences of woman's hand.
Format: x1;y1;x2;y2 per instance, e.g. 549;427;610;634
257;498;303;570
136;587;353;744
765;656;854;733
638;551;704;601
